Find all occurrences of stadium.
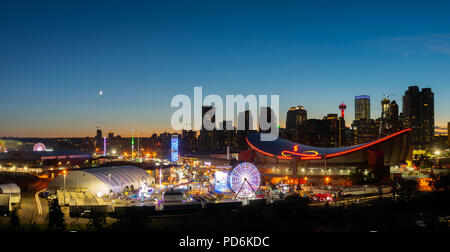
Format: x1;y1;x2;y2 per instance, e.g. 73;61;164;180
245;129;413;181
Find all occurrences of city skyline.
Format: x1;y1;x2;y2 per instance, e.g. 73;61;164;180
1;0;450;137
1;86;447;138
0;1;449;235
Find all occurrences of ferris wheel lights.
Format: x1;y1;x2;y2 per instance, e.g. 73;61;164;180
229;162;261;199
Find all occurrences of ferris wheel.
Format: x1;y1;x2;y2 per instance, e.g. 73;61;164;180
33;143;46;152
228;162;261;198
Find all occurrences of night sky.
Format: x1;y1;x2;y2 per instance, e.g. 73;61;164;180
1;0;449;137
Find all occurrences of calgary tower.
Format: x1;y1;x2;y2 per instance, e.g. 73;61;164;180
339;101;347;118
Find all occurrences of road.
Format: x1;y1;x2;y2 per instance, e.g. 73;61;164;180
35;189;46;215
17;190;49;225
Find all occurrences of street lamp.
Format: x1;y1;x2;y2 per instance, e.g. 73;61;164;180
435;150;441;168
63;170;67;206
108;173;112;197
159;163;162;186
325;177;330;185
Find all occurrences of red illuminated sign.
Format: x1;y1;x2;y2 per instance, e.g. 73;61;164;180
281;144;321;160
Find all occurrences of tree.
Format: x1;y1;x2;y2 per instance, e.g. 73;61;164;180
397;180;418;203
9;209;20;228
110;207;151;232
47;199;66;231
87;212;107;231
273;194;311;221
350;167;366;185
432;175;450;191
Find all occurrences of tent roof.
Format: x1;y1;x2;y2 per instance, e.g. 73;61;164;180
0;183;21;194
80;166;152;189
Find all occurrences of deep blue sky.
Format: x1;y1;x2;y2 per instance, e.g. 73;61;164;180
1;0;449;137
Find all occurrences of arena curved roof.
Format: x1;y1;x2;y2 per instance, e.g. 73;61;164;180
246;129;412;161
83;166;152;190
48;166;154;195
0;183;21;194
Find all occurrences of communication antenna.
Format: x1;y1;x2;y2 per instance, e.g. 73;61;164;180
138;132;141;160
131;128;135;159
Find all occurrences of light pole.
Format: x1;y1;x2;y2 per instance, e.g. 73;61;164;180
63;170;67;206
159;164;162;186
131;128;135;160
435;150;441;169
108;173;111;197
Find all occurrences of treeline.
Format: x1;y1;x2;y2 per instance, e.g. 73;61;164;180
1;189;449;232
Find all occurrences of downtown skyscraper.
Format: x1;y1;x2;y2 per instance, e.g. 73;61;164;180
286;106;308;132
352;95;377;144
355;95;371;121
285;106;307;143
403;86;435;148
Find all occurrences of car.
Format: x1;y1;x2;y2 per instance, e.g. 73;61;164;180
163;189;184;202
39;190;50;198
80;210;91;217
